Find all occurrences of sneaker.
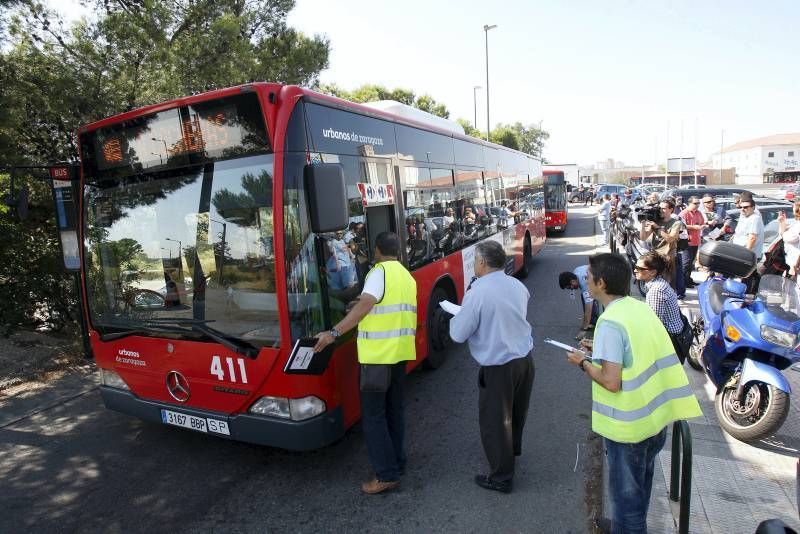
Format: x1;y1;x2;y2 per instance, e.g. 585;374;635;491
474;474;512;493
361;478;400;495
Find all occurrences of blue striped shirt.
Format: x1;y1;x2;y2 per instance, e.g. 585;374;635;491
449;270;534;366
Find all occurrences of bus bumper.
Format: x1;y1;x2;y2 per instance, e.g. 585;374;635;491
100;386;345;451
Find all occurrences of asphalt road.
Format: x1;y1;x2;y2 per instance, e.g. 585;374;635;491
0;207;602;534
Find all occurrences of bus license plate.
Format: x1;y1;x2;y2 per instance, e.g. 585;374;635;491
160;410;230;436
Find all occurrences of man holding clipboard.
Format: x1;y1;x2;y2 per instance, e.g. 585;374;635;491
562;253;701;533
313;232;417;495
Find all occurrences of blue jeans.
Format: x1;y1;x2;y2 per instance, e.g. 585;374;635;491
605;427;668;534
360;362;407;481
598;219;609;243
674;251;685;298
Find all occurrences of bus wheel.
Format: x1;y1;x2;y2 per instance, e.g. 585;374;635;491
424;287;452;369
516;235;532;279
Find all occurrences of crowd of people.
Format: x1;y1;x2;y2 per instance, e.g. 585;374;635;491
589;187;783;295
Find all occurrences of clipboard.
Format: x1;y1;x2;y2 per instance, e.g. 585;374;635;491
283;338;335;375
543;337;582;354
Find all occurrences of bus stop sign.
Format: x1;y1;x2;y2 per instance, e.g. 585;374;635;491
49;165;80;270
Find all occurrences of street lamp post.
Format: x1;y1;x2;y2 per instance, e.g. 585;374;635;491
473;85;482;129
161;247;171;259
209;218;227;284
720;129;725;183
165;237;182;263
483;24;497;142
538;119;543;159
152;137;169;158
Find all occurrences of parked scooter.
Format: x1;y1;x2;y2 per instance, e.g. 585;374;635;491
688;241;800;442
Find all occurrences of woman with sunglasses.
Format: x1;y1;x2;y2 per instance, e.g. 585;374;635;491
633;252;684;340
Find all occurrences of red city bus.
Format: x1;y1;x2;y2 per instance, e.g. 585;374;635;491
543;170;567;232
77;83;546;450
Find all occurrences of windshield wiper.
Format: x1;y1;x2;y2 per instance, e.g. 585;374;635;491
99;324;188;341
138;319;260;359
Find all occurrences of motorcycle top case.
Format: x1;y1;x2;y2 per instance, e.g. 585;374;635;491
698;241;756;277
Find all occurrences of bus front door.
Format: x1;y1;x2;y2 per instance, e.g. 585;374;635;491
364;205;396;258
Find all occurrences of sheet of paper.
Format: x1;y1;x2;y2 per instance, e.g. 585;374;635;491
439;300;461;315
543;338;581;353
290;346;315;370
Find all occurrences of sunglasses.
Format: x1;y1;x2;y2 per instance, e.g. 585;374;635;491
703;200;713;204
633;265;653;272
740;204;753;209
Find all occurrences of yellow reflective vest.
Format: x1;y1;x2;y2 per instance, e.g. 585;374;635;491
357;261;417;364
591;297;702;443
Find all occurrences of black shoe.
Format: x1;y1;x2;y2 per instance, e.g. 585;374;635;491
594;517;612;534
474;474;512;493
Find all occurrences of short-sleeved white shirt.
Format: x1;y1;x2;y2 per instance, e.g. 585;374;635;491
733;211;765;258
361;266;385;301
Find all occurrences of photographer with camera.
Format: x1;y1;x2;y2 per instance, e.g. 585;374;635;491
640;199;683;295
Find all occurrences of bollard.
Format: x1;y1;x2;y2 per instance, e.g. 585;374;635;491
669;420;692;534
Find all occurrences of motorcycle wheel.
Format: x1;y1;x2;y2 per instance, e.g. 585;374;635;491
687;318;705;371
714;382;790;442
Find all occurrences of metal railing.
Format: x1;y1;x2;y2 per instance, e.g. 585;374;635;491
669;420;693;534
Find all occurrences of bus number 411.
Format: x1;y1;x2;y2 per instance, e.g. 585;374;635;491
210;356;248;384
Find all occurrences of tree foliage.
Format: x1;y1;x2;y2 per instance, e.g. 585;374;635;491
0;1;329;334
1;0;330;166
316;83;450;118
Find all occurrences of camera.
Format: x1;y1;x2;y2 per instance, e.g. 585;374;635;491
615;204;632;220
635;205;660;223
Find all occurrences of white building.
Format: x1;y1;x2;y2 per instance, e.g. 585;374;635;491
711;133;800;184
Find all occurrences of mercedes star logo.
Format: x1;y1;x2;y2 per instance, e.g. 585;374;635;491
166;370;191;402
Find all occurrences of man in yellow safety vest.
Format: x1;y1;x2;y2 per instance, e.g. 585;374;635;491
314;231;417;495
565;253;701;533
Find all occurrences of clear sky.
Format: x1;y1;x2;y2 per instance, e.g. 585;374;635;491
48;0;800;167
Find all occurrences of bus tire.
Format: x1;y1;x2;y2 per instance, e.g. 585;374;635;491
423;286;453;369
515;234;532;279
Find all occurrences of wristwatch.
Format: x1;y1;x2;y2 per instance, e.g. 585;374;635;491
579;357;592;372
329;327;341;339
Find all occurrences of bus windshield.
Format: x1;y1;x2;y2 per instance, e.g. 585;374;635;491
83;153;279;348
544;182;566;211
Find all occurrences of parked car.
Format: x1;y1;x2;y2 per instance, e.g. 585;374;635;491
713;195;790;214
661;187;749;202
784;184;800;201
593;183;628;201
569;187;594;203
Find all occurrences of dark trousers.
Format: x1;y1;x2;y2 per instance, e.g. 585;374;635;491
360;362;407;482
673;251;686;298
478;354;535;483
683;245;698;286
606;427;668;534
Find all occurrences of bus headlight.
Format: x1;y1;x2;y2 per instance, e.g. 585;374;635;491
289;396;326;421
760;325;795;348
100;368;129;390
249;396;326;421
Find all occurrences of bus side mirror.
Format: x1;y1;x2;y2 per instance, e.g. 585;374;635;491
304;163;348;233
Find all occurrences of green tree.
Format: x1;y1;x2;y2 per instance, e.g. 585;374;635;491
456;118;484;140
490;125;521;151
316;83;450;118
1;0;330;166
0;0;329;334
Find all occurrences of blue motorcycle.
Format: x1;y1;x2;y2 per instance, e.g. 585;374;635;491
689;265;800;442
